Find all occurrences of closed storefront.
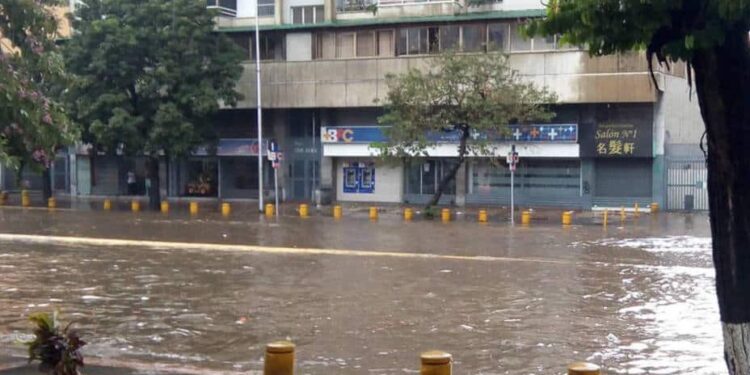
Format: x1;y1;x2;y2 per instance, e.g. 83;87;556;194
404;159;456;205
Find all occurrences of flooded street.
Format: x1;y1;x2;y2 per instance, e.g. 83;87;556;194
0;209;722;374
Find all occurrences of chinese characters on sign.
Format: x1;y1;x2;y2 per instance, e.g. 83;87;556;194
594;124;639;156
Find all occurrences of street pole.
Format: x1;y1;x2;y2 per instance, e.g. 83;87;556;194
274;165;279;219
510;144;515;226
254;3;264;212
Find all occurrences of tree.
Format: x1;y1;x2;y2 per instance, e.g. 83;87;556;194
377;52;556;209
0;0;76;199
64;0;244;210
526;1;750;373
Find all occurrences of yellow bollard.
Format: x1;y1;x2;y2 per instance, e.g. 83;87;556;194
189;201;199;215
299;203;309;218
562;211;572;226
131;200;140;213
160;201;169;214
333;205;342;219
103;199;112;211
568;362;601;375
650;202;659;213
21;190;30;207
441;208;451;222
478;209;488;223
521;210;531;225
266;203;275;217
620;206;626;221
47;197;56;210
369;206;378;220
221;202;231;217
0;191;7;206
603;209;609;227
404;207;414;221
420;350;452;375
264;341;295;375
634;202;640;217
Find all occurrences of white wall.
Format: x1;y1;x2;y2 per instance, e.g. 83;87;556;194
286;33;313;61
323;143;580;158
658;74;705;149
237;0;257;18
336;159;403;203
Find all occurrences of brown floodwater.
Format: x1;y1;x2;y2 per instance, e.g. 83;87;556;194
0;209;722;374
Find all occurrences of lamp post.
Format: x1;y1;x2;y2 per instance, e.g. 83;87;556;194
254;0;264;212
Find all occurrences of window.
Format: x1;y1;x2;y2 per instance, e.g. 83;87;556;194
336;32;355;58
313;32;336;59
291;5;324;24
252;32;286;61
533;34;556;50
229;33;250;59
462;24;485;52
378;30;394;56
258;0;275;17
398;27;431;55
510;23;531;51
487;23;508;51
356;31;377;57
440;25;459;51
405;160;456;195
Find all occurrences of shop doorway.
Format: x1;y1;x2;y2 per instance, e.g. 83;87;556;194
287;110;320;201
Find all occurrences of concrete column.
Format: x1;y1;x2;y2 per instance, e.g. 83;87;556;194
324;0;335;21
274;0;282;24
454;161;467;207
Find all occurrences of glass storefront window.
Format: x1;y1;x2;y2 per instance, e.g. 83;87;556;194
183;159;218;197
405;159;456;195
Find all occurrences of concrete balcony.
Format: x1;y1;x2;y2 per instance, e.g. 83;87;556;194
233;50;663;109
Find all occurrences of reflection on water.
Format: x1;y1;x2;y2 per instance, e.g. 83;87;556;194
0;212;723;374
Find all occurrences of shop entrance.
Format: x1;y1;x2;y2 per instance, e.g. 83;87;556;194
287;110;320;201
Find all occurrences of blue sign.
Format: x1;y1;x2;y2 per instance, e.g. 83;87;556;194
321;124;578;144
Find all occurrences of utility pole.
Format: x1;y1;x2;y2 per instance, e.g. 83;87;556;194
254;0;264;212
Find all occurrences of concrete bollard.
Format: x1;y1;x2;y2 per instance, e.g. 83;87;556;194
299;204;309;218
420;350;452;375
404;208;414;221
568;362;601;375
266;203;275;217
47;197;56;210
221;202;231;217
189;201;199;215
562;211;573;226
333;205;342;219
103;199;112;211
521;210;531;225
441;208;451;222
650;202;659;213
160;201;169;214
478;209;488;223
603;209;609;227
21;190;30;207
264;341;295;375
369;206;378;220
131;200;140;213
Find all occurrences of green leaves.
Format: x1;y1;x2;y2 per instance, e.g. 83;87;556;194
26;311;86;375
63;0;244;158
377;52;556;159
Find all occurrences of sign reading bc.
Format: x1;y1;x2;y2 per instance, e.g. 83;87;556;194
323;128;355;143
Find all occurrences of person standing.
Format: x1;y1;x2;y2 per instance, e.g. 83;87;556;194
127;170;137;195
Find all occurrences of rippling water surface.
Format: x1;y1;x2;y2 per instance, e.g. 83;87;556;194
0;210;723;374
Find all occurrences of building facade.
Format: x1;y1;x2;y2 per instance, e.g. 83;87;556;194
10;0;706;209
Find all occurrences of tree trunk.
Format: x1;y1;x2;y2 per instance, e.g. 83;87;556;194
426;126;469;209
692;28;750;375
41;168;52;201
145;156;160;211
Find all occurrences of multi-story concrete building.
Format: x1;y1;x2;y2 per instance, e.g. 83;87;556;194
9;0;708;210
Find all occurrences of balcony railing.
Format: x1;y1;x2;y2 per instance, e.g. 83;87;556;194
207;0;238;17
336;0;376;13
377;0;455;6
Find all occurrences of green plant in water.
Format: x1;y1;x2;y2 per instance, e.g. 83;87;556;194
423;206;438;219
27;312;85;375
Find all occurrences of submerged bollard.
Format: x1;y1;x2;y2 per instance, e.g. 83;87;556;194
478;209;488;223
264;341;295;375
562;211;572;226
221;202;231;217
131;200;141;213
161;201;169;214
521;210;531;225
650;202;659;213
266;203;275;217
603;209;609;227
47;197;56;210
299;203;309;218
21;190;30;207
369;206;378;220
189;201;199;215
420;350;452;375
441;208;451;222
634;202;640;217
568;362;601;375
103;199;112;211
620;206;626;221
404;207;414;221
0;191;7;205
333;205;342;219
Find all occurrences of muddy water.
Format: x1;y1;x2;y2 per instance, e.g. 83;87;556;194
0;210;722;374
